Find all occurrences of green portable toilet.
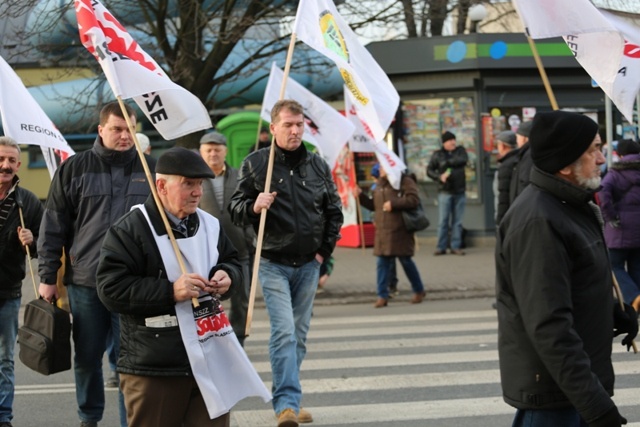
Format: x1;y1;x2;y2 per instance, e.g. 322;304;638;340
216;111;265;168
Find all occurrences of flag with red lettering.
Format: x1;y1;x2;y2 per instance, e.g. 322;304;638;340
374;141;406;191
75;0;211;139
293;0;399;142
344;86;378;153
261;62;354;168
0;55;75;155
513;0;640;122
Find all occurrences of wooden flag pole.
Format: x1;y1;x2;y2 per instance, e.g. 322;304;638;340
115;97;199;308
17;205;37;297
347;149;366;252
527;35;559;110
245;33;298;336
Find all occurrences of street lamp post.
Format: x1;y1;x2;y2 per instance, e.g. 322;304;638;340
468;4;487;33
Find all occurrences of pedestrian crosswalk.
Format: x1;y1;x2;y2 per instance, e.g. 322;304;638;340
231;306;640;427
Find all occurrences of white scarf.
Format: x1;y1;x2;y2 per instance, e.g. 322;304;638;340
137;205;271;418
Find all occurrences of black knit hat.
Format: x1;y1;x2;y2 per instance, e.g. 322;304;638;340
617;139;640;156
156;147;215;179
441;131;456;144
516;121;533;138
529;111;599;173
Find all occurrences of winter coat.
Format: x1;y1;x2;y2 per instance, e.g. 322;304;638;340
38;138;155;287
229;144;343;266
426;145;468;194
0;178;43;298
495;149;520;224
599;153;640;248
200;163;251;259
96;196;241;376
358;174;420;257
509;143;533;203
496;167;616;424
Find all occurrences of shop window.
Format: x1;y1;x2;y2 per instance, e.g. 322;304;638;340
402;97;478;200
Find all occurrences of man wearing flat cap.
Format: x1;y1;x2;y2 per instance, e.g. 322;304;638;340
199;131;252;346
495;111;638;427
96;147;244;426
493;130;518;223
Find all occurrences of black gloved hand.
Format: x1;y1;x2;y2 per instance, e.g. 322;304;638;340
613;302;638;351
589;405;627;427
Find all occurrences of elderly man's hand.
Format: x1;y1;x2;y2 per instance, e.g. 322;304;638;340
173;273;209;302
206;270;231;297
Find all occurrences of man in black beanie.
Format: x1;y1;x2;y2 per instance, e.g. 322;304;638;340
495;111;638;427
426;131;468;255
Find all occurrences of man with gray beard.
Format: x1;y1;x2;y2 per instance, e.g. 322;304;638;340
495;111;638;427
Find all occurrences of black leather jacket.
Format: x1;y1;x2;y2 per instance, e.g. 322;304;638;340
228;144;343;266
426;146;468;194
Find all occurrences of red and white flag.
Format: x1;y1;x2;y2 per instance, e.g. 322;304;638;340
261;62;354;168
293;0;399;142
343;86;405;189
75;0;211;139
344;86;378;153
374;141;406;191
513;0;640;122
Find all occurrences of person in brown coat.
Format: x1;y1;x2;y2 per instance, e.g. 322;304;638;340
357;164;426;308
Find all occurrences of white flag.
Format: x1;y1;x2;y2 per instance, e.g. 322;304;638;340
513;0;640;122
261;63;354;168
374;142;406;191
344;86;378;153
0;55;75;156
75;0;211;139
293;0;399;142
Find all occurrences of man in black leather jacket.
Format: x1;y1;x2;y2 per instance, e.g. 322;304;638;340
496;111;638;427
426;131;468;255
229;99;343;427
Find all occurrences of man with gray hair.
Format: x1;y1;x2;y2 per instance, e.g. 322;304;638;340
496;111;638;427
0;136;43;427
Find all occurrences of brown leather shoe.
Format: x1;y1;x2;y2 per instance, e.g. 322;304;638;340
451;249;465;255
298;408;313;423
411;291;426;304
277;409;299;427
433;250;446;256
373;298;388;308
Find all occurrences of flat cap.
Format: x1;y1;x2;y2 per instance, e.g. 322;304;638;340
199;132;227;145
156;147;215;179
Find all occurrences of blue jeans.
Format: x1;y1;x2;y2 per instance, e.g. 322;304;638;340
259;258;320;414
67;285;126;426
377;256;424;299
512;408;587;427
0;297;20;423
437;192;466;251
609;248;640;305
